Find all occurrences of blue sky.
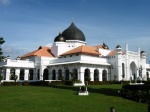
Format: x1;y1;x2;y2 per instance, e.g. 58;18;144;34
0;0;150;62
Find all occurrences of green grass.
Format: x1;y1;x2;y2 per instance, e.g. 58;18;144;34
0;85;148;112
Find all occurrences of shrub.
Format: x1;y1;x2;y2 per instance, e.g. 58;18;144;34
64;81;73;85
50;81;63;85
119;84;150;103
23;81;29;86
2;82;20;86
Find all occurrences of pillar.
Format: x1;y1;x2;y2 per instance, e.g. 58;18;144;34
79;67;85;85
99;69;102;81
5;68;10;81
24;69;29;80
15;68;20;81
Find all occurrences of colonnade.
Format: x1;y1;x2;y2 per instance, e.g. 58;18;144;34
1;64;109;84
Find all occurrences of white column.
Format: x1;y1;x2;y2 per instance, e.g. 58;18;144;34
77;69;80;80
33;69;36;80
99;69;102;81
90;71;94;81
48;68;51;80
55;71;58;80
24;69;29;80
80;67;85;85
15;68;20;81
6;68;10;81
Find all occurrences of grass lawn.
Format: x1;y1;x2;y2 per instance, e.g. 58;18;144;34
0;84;148;112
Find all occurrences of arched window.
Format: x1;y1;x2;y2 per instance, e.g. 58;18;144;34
102;69;107;81
52;69;56;80
29;69;34;80
84;68;90;82
58;69;62;80
94;69;99;81
20;69;24;80
43;68;49;80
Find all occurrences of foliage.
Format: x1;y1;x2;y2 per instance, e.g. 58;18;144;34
0;75;2;82
75;80;82;83
29;81;50;86
0;75;2;86
69;72;76;83
119;84;150;103
114;75;118;81
11;74;18;82
22;81;29;86
50;81;63;85
64;80;73;85
3;82;20;86
0;37;5;60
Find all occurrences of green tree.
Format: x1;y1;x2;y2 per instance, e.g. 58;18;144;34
11;74;18;86
0;75;2;86
0;37;5;60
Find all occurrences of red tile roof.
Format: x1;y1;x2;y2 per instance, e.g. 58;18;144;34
60;45;100;56
21;46;55;58
107;50;116;56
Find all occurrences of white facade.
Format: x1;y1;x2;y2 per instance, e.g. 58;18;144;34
0;22;150;85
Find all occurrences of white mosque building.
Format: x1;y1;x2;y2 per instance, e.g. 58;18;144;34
0;21;150;85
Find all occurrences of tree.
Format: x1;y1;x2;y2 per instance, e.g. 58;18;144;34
11;74;18;86
0;37;5;60
0;75;2;86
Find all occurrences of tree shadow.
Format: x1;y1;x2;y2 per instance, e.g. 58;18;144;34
87;87;120;97
49;85;121;97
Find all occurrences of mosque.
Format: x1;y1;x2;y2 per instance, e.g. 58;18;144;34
0;20;150;85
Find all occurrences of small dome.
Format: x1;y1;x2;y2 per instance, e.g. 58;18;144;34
62;21;86;41
141;50;145;54
102;42;109;49
116;45;121;49
54;32;65;42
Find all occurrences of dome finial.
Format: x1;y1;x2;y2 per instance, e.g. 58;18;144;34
59;28;62;34
72;17;74;23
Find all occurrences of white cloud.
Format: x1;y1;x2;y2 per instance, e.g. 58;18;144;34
0;0;10;6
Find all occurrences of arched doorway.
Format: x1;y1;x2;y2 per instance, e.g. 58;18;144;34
20;69;24;80
10;68;15;80
37;69;40;80
73;69;78;81
84;68;90;82
65;69;69;81
102;69;107;81
29;69;34;80
130;61;137;80
58;69;62;80
43;68;49;80
94;69;99;81
52;69;56;80
122;63;125;79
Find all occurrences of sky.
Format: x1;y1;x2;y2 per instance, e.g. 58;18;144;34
0;0;150;62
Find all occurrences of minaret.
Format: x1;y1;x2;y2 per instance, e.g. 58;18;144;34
140;50;147;80
125;43;129;80
115;45;122;81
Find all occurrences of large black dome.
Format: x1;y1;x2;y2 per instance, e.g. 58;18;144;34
62;22;86;41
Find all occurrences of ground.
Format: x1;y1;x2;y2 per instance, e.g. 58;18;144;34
0;84;148;112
